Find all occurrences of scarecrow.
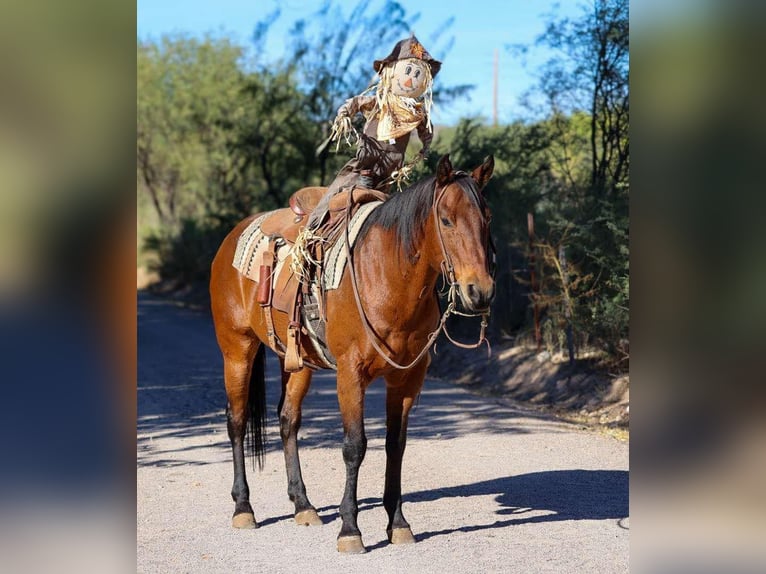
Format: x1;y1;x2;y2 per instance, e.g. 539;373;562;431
307;35;442;230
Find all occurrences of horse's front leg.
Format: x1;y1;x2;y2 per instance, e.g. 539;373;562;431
336;366;370;553
383;358;427;544
277;363;322;526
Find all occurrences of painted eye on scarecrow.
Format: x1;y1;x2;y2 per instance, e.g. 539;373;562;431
415;69;421;78
405;64;412;75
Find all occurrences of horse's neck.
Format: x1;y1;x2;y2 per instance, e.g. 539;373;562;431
356;224;441;310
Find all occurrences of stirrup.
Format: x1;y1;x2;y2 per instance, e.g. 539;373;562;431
284;322;303;372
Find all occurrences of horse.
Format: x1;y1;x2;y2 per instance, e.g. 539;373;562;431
209;154;495;553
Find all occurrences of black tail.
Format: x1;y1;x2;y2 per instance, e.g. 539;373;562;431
247;345;268;470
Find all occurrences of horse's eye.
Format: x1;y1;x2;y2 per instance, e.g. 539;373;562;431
440;216;452;227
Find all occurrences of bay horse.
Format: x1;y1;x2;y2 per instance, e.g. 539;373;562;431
209;154;495;553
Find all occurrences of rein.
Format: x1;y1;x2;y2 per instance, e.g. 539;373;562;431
343;179;491;371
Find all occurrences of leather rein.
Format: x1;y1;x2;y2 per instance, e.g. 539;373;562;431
343;177;492;370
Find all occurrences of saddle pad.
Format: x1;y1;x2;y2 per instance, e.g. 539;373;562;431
322;200;382;291
232;212;291;282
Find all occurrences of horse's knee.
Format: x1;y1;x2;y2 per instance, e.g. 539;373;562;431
342;428;367;466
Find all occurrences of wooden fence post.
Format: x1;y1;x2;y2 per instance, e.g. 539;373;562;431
527;213;541;352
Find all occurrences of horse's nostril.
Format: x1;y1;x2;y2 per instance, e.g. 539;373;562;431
463;282;494;310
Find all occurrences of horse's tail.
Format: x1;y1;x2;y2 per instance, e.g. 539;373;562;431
247;345;268;470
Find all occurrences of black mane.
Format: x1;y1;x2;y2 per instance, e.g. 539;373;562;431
357;173;482;259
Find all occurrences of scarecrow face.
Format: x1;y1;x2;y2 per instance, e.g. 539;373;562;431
389;58;430;98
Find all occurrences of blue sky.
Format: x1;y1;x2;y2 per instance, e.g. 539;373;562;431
138;0;583;125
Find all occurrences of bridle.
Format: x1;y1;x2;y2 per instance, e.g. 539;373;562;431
344;174;494;370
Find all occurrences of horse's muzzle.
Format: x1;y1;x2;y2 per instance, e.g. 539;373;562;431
461;282;495;312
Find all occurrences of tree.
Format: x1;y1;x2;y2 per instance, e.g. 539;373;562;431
537;0;629;362
137;35;250;227
529;0;628;195
138;34;325;286
235;66;322;212
505;0;629;363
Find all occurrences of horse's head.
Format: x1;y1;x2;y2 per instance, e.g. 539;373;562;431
433;154;496;312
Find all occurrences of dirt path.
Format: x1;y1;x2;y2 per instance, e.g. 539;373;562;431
137;292;628;573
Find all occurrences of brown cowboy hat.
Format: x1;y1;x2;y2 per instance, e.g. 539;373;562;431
373;35;442;78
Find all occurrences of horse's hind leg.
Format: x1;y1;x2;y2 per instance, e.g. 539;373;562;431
222;335;261;529
383;358;428;544
277;363;322;526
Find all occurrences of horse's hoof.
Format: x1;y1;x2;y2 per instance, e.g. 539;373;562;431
337;535;366;554
295;509;323;526
232;512;258;529
387;527;416;544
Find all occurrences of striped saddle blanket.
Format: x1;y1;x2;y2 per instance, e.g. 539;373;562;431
231;201;382;291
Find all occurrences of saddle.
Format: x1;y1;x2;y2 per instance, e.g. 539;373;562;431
260;186;387;244
256;185;388;372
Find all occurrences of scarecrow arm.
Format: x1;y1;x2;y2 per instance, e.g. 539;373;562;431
416;119;433;157
326;95;378;151
336;95;377;120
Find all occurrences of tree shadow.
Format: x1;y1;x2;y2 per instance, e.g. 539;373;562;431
408;469;628;543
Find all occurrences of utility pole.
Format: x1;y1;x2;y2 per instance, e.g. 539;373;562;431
493;49;498;127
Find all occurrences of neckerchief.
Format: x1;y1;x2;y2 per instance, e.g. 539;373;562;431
375;94;424;141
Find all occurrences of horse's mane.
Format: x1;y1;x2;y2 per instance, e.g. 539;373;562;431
357;172;482;259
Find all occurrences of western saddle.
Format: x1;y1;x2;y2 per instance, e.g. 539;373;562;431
255;185;387;372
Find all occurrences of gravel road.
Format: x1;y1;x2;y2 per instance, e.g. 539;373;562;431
137;292;628;573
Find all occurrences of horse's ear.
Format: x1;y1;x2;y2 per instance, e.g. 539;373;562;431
436;154;453;186
471;155;494;190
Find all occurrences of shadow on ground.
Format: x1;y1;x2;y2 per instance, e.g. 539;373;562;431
255;468;628;550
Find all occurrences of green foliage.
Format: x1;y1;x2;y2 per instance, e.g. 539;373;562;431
137;35;250;226
143;217;235;287
522;0;629;367
236;66;324;208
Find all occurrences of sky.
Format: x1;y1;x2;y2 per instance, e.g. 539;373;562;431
137;0;584;125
